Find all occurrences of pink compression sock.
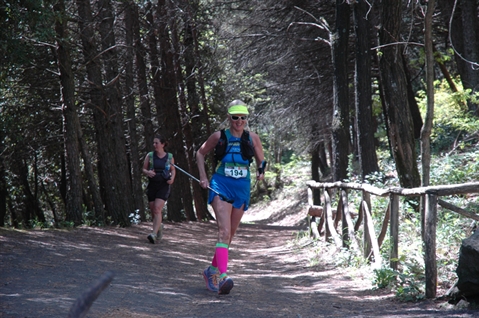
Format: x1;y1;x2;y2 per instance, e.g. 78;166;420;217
215;242;229;274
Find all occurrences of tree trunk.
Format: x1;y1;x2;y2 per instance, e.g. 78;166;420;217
170;6;197;221
19;159;45;226
402;55;423;139
422;0;436;188
421;0;436;243
310;143;321;206
77;126;105;223
154;0;187;222
437;0;479;115
183;5;209;220
32;153;45;223
136;2;155;158
377;0;421;189
0;126;6;227
331;0;351;182
133;2;154;222
97;0;134;225
76;0;132;226
460;0;479;115
123;0;146;220
185;3;211;214
54;0;83;225
353;0;379;180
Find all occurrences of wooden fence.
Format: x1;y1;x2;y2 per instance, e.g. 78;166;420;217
305;180;479;298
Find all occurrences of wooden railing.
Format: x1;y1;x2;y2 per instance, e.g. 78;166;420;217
305;180;479;298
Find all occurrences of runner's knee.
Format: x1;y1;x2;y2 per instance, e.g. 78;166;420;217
218;228;231;242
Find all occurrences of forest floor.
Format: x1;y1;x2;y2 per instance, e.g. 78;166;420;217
1;186;479;317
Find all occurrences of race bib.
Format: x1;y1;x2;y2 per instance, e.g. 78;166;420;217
224;164;247;179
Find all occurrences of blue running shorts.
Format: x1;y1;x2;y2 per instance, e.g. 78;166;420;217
208;173;251;210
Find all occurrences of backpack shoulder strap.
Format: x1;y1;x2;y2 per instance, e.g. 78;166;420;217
224;128;231;139
214;129;228;163
240;130;255;164
165;152;173;171
148;152;154;170
241;130;251;142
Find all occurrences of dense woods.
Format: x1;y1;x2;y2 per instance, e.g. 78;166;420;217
1;0;479;228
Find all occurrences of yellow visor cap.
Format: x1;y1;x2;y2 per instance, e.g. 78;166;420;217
228;105;249;115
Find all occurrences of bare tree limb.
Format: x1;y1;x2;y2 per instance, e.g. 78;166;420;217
68;271;115;318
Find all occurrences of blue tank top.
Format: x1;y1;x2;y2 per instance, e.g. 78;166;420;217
215;129;251;179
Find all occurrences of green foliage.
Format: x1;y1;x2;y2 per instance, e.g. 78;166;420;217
333;247;368;268
430;150;479;184
28;218;54;229
395;275;425;302
372;267;398;289
417;78;479;153
372;257;425;302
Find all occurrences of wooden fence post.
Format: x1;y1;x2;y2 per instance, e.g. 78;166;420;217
424;192;437;298
363;200;382;267
389;194;399;270
305;179;479;300
324;188;332;242
363;192;372;259
341;189;349;246
324;188;342;247
342;189;359;251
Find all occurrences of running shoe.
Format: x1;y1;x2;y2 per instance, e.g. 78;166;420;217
147;233;156;244
156;223;164;241
203;267;219;292
156;224;163;240
218;276;234;295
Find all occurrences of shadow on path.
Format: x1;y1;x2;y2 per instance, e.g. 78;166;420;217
0;222;477;317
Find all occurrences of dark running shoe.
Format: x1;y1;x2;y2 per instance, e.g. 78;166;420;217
218;276;234;295
147;233;156;244
203;267;219;292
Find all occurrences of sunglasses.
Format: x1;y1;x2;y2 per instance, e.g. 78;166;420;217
231;115;247;121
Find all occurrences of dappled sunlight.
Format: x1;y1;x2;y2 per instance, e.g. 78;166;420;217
83;226;141;240
1;222;474;317
0;293;21;297
29;296;74;305
116;245;150;251
112;283;191;299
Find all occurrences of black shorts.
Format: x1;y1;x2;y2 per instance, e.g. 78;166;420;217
147;181;171;202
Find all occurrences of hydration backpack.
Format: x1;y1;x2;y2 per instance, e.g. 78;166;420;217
149;152;173;179
214;129;255;165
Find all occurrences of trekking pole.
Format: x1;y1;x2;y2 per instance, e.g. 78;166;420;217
172;164;234;204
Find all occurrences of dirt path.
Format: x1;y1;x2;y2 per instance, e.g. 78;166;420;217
0;221;477;318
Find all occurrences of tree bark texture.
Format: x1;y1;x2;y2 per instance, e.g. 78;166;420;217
421;0;436;187
170;8;197;221
459;0;479;115
76;0;132;226
123;1;146;220
97;0;135;225
353;0;379;180
0;126;6;227
310;143;322;206
54;0;84;225
331;0;351;182
154;0;189;222
377;0;421;189
136;2;154;154
437;0;479;115
183;6;209;220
